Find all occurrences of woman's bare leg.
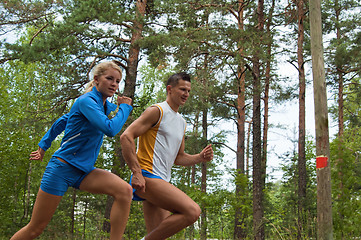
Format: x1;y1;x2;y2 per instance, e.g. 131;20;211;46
10;189;62;240
79;168;132;240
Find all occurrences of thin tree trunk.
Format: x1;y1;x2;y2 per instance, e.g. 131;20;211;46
200;112;207;240
200;52;209;240
189;111;200;240
24;99;34;220
252;0;265;239
24;163;32;219
83;200;88;239
246;120;252;178
71;188;77;239
234;1;248;238
335;0;344;138
261;0;275;216
295;0;307;238
335;0;344;238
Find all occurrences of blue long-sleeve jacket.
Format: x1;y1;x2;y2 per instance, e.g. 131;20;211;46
38;87;133;173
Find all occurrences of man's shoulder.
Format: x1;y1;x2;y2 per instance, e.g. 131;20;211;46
137;105;161;126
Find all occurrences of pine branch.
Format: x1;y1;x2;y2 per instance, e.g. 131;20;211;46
29;22;49;45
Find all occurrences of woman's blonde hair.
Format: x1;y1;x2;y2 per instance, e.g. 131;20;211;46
85;61;122;93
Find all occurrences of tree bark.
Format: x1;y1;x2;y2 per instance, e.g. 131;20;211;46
261;0;275;221
252;0;265;239
294;0;307;238
234;1;248;238
71;188;77;239
200;53;209;240
335;0;344;237
246;120;252;178
309;0;333;239
124;0;147;99
335;0;344;139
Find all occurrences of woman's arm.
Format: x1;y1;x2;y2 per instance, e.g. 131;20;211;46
38;113;69;151
79;96;133;137
31;113;69;161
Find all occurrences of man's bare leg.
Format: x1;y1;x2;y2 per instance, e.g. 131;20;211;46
143;200;170;233
136;178;201;240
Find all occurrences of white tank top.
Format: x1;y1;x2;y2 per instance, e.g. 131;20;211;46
136;101;186;182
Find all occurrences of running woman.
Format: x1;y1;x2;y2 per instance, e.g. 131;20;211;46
11;61;133;240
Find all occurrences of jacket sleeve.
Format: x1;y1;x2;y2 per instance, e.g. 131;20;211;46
38;113;69;151
79;96;133;137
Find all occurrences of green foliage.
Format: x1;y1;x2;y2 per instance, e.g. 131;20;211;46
134;64;169;113
265;136;317;239
1;0;157;113
230;170;253;238
0;60;65;237
331;127;361;238
343;77;361;128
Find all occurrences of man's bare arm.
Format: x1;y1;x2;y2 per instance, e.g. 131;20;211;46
174;137;213;166
119;106;160;193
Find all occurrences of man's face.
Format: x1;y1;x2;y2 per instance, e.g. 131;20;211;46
168;79;191;106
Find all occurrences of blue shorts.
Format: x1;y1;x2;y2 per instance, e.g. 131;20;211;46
40;156;95;196
130;169;163;201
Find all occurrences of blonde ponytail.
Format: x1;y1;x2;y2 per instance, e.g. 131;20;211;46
85;80;96;93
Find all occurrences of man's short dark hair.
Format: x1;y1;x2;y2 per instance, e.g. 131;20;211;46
166;72;191;87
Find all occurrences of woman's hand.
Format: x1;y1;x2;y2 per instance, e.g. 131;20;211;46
30;147;45;161
117;95;132;106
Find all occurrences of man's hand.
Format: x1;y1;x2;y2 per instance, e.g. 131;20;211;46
29;147;45;161
131;172;146;193
199;144;213;162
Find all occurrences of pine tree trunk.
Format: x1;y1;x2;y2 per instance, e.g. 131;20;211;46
335;0;344;139
234;68;247;239
200;158;207;240
261;0;274;229
71;188;77;239
234;1;248;238
24;162;32;219
253;0;265;239
246;121;252;178
124;0;147;99
309;0;333;238
200;59;208;239
295;0;307;238
189;112;200;239
335;0;344;237
83;200;88;239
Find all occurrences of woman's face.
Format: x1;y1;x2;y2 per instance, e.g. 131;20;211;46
94;67;121;101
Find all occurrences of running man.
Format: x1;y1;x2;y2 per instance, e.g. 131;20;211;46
120;72;214;240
